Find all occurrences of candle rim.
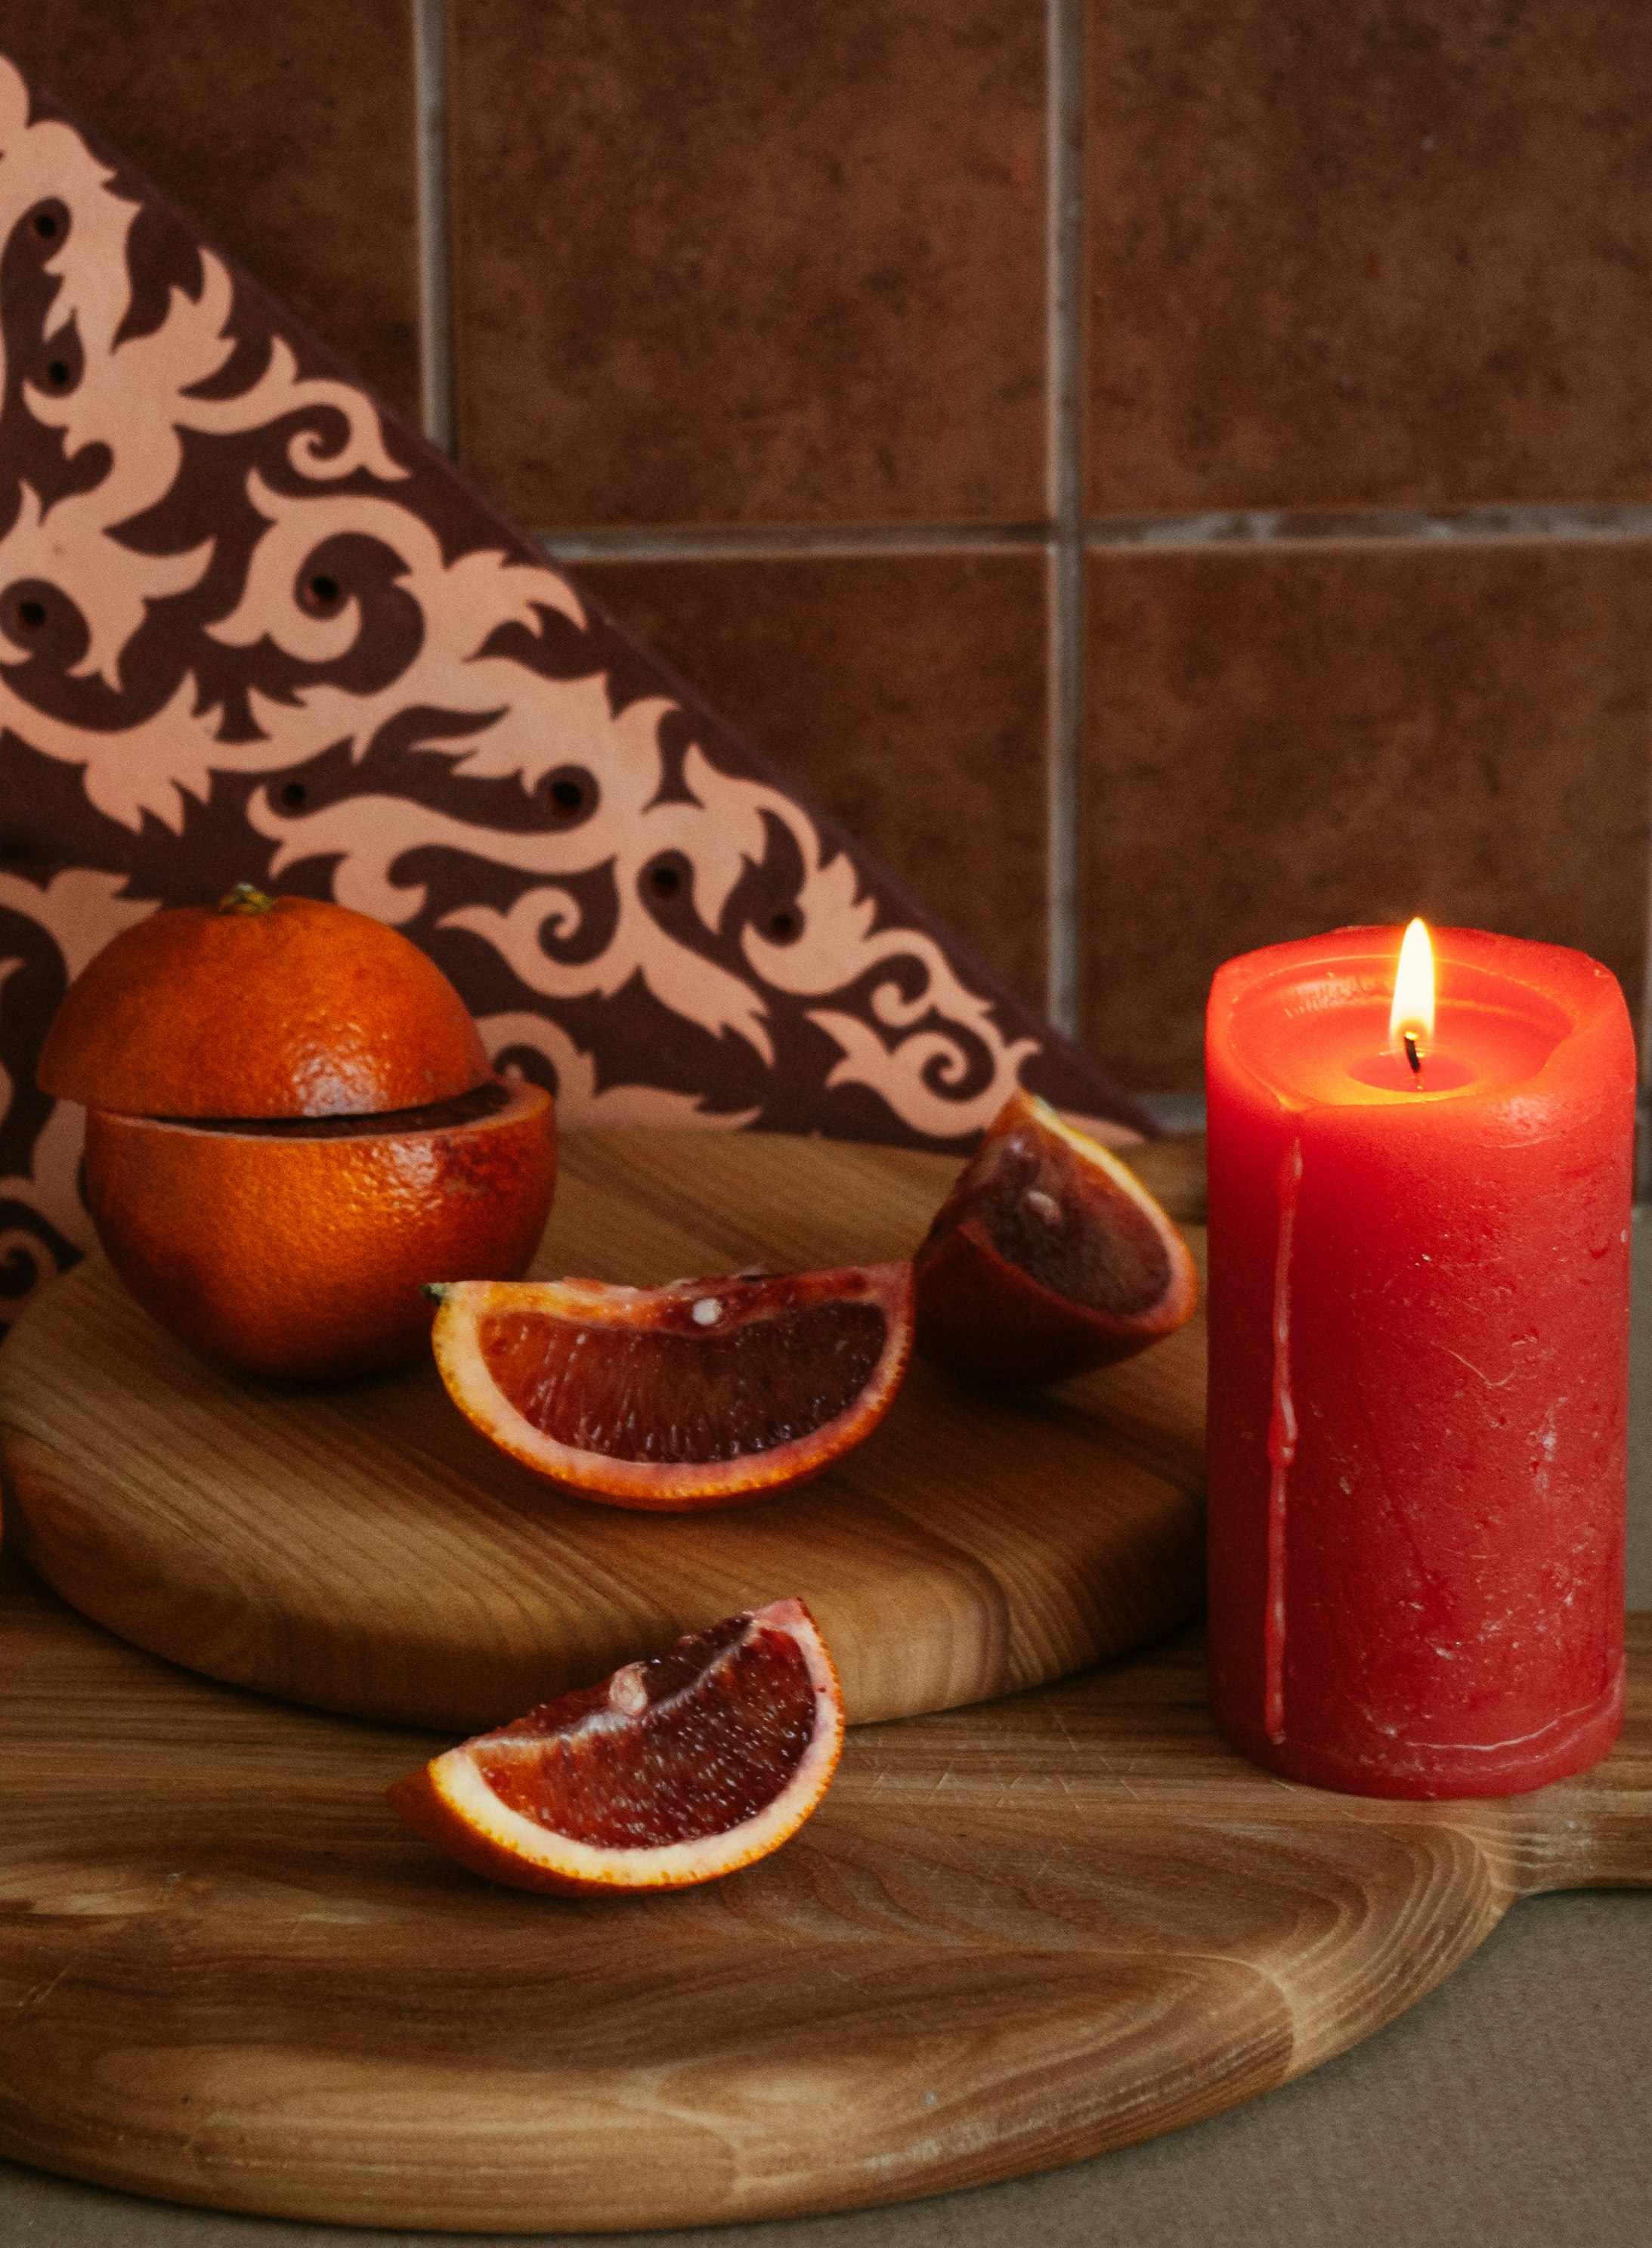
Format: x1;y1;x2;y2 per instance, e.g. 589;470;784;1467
1207;924;1628;1118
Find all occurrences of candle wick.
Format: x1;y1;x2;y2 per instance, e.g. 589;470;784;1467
1403;1031;1424;1085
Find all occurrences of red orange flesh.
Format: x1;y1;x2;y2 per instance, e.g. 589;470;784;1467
429;1263;913;1510
386;1599;845;1894
914;1090;1197;1384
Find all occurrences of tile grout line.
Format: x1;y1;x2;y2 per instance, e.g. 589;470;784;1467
540;524;1052;563
533;500;1652;565
1044;0;1087;1039
413;0;456;454
1085;501;1652;548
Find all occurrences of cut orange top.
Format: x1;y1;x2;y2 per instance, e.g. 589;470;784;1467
38;890;492;1119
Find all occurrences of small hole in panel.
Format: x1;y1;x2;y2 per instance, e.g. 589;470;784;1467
14;599;46;632
307;574;341;608
648;864;682;901
767;909;801;943
541;768;596;825
280;781;308;812
32;210;59;241
46;361;70;389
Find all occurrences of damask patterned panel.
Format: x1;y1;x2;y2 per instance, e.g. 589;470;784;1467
0;54;1148;1325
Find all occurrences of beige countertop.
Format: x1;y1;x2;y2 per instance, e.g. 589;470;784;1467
4;1232;1649;2248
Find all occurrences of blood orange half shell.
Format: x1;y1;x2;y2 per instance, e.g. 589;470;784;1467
386;1599;845;1894
428;1263;913;1510
85;1079;556;1380
914;1090;1198;1385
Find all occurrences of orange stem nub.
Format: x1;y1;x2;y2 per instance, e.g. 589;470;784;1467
216;883;274;915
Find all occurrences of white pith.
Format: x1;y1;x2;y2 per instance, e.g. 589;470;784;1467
432;1599;845;1885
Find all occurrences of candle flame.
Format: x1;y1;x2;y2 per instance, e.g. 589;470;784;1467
1389;918;1435;1051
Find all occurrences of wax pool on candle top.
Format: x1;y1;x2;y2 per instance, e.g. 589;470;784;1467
1205;924;1633;1799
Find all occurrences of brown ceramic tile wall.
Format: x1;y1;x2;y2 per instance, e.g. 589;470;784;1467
446;0;1047;531
17;1;1652;1107
1085;0;1652;516
1078;0;1652;1098
1083;539;1652;1091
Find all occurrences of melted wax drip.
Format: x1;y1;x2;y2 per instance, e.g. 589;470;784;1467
1264;1138;1304;1743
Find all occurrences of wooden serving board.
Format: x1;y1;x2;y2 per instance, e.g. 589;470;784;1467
1;1560;1646;2235
0;1130;1207;1730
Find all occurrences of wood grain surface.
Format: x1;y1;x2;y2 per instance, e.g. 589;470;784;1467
0;1130;1208;1729
0;1561;1645;2234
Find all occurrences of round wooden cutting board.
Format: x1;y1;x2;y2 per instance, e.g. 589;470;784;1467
0;1130;1207;1729
0;1562;1645;2235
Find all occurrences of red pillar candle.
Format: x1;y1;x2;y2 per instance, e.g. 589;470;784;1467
1205;924;1634;1798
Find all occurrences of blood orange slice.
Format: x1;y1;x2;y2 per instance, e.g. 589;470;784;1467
914;1090;1197;1385
427;1263;913;1510
386;1599;844;1894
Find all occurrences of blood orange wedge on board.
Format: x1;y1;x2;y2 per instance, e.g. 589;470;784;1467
914;1089;1197;1386
427;1263;913;1510
386;1599;845;1895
